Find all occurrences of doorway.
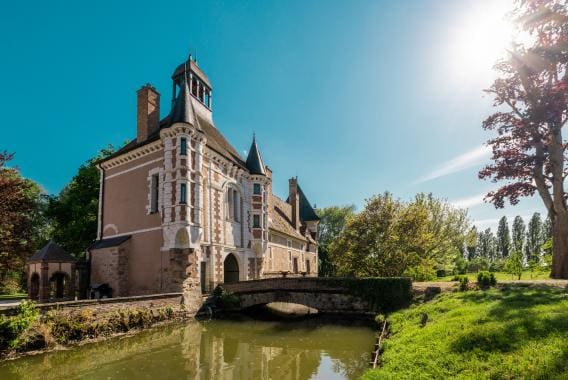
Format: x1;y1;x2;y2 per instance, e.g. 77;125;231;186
223;254;239;284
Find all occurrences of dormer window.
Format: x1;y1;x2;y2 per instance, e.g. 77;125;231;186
180;137;187;156
253;183;261;195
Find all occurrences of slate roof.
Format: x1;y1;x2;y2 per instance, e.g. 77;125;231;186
28;241;76;263
90;235;131;250
170;77;196;126
297;184;320;222
268;195;306;241
245;135;266;175
287;184;320;222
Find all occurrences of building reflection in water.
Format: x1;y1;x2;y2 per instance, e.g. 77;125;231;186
0;319;373;380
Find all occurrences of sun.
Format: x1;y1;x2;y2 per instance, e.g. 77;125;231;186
447;0;516;82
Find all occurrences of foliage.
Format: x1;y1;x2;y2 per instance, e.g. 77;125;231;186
458;276;469;291
478;0;568;278
0;300;39;351
0;271;24;295
330;193;469;278
453;257;468;275
316;205;356;277
476;228;498;261
362;287;568;379
467;257;489;273
512;216;526;257
505;250;524;280
212;286;240;309
496;216;511;258
328;277;413;313
46;146;114;258
0;152;48;287
476;271;497;289
525;212;543;262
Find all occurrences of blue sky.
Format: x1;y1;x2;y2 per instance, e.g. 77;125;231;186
0;0;544;230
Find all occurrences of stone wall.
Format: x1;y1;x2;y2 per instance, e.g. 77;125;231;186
0;293;184;317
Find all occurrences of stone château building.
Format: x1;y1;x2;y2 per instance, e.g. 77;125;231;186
89;56;319;298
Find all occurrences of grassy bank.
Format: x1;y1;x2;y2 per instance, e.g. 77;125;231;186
363;286;568;379
0;301;187;359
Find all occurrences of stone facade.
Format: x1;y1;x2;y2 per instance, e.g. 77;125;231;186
89;56;319;300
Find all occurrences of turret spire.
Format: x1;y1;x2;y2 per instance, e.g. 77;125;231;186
246;134;266;176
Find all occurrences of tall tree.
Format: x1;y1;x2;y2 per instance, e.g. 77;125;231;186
46;147;114;258
330;192;469;278
316;205;356;277
479;0;568;277
477;228;498;261
526;212;544;262
0;152;43;284
465;226;478;261
512;216;527;257
496;216;511;258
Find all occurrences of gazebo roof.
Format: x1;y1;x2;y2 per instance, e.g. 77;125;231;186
28;241;76;263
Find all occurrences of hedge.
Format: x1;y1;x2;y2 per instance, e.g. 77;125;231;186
325;277;413;313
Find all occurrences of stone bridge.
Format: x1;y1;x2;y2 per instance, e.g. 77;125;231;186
221;277;412;315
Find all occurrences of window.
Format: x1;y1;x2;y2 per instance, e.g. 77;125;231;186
253;215;261;228
180;137;187;156
233;193;239;222
253;183;261;195
150;174;159;213
306;260;311;274
180;183;187;204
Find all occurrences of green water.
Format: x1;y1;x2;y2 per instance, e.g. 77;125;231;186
0;317;375;380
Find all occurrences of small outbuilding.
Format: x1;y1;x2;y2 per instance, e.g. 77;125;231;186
27;241;76;302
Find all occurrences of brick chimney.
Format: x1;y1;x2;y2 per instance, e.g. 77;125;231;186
289;177;300;230
137;84;160;142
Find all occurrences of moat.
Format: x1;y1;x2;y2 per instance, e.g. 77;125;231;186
0;316;375;380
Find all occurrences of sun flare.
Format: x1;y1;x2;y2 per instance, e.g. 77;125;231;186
448;0;516;81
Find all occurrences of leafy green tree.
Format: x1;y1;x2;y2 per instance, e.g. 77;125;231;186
505;250;524;280
512;216;526;259
330;192;469;279
496;216;511;258
316;205;356;277
525;212;543;263
477;228;498;261
464;227;478;261
46;146;114;258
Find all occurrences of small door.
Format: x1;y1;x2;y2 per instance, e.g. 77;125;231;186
305;260;311;274
293;258;299;274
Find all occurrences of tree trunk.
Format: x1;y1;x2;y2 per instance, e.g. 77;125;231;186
551;210;568;279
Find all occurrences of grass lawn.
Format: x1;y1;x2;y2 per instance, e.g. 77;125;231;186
362;286;568;379
436;271;551;282
0;293;27;300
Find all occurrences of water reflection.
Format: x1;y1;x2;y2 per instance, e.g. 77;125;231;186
0;318;375;380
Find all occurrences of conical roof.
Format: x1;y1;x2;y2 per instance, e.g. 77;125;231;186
28;241;76;263
170;77;197;126
245;135;266;175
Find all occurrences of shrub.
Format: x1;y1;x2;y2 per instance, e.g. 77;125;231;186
436;269;447;278
329;277;413;313
0;300;39;351
0;272;24;295
477;271;497;289
458;276;469;291
213;286;240;309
